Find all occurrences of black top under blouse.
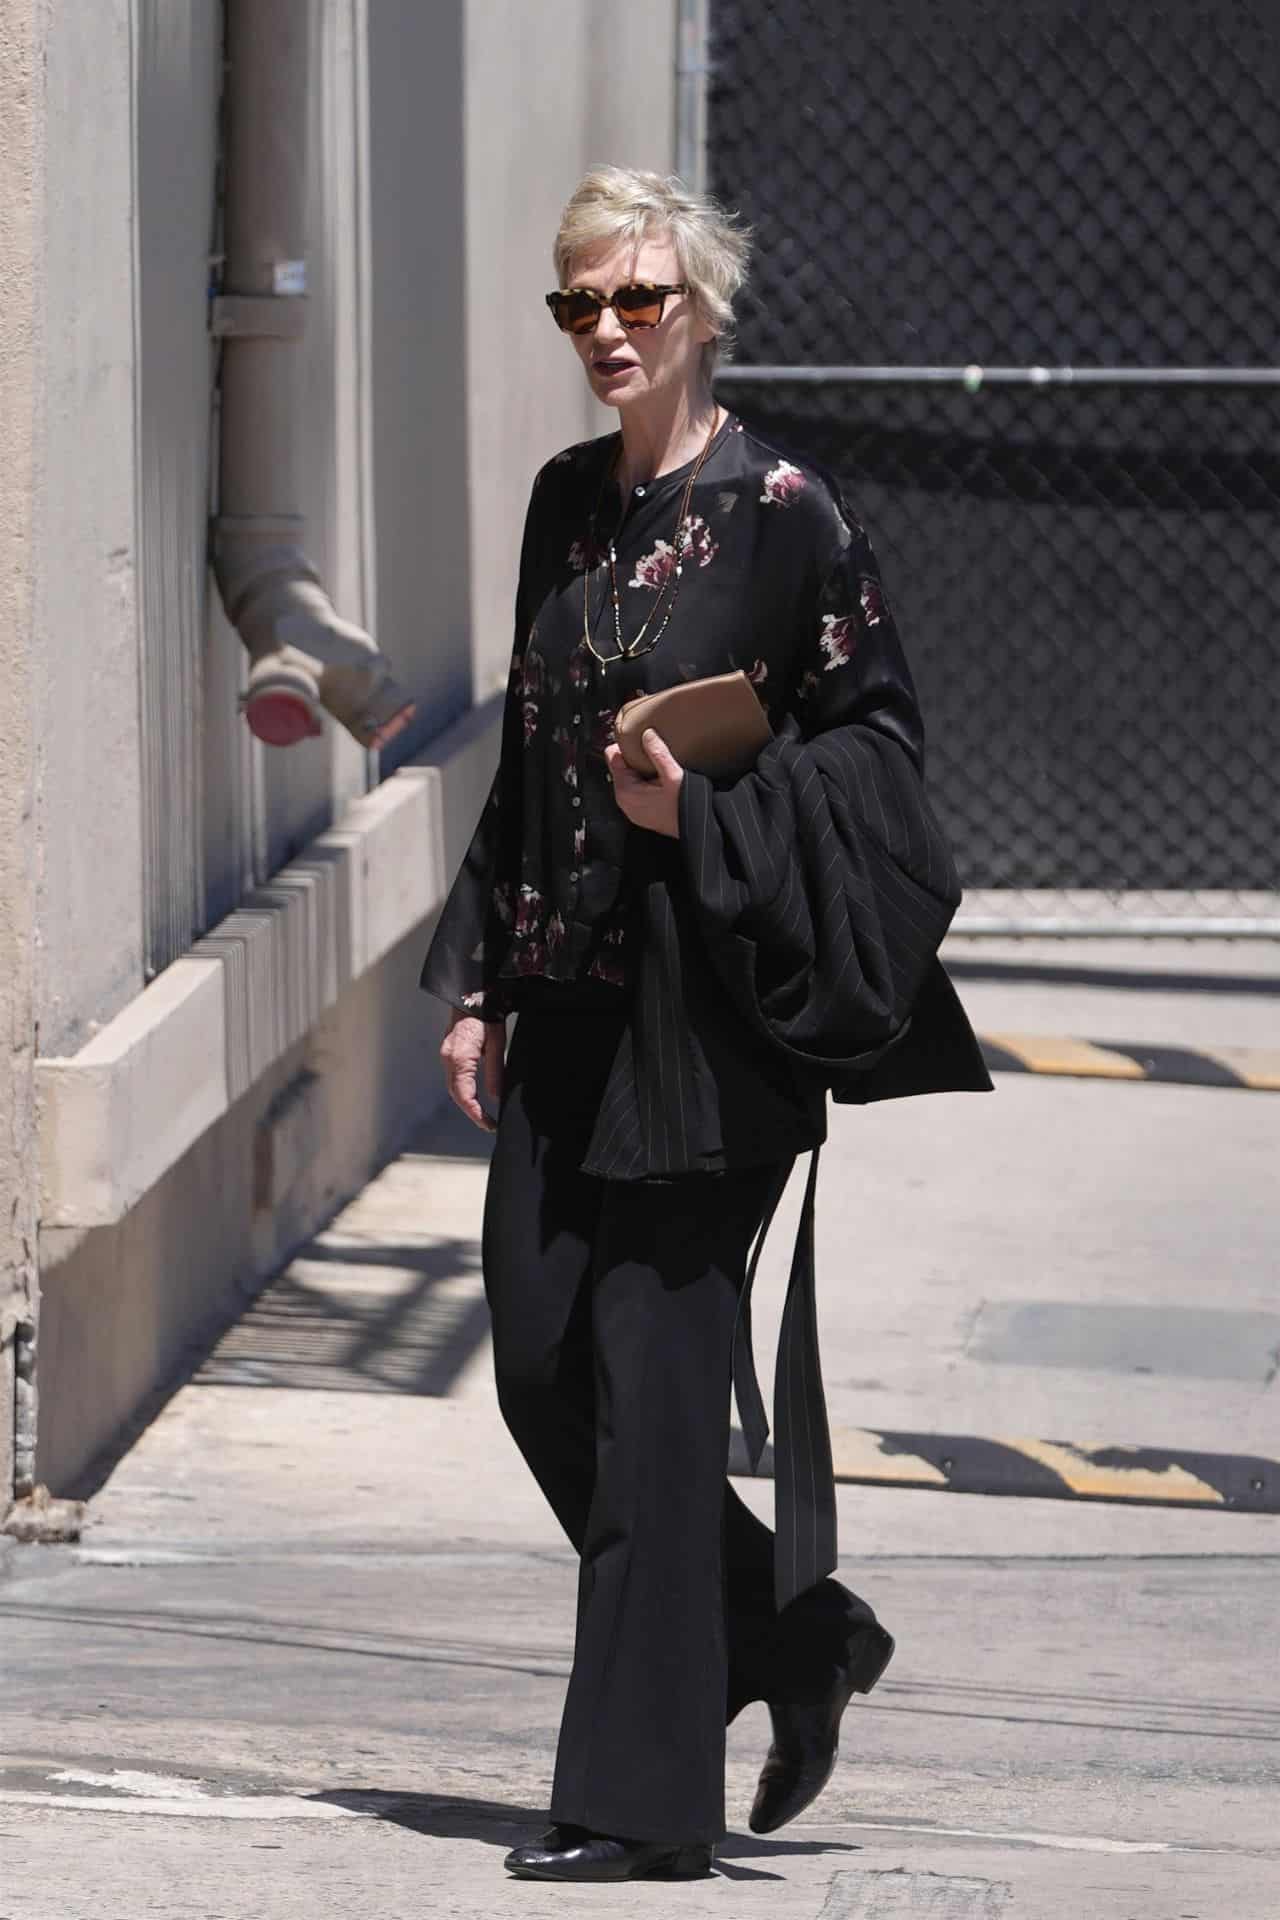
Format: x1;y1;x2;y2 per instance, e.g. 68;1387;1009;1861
419;409;922;1038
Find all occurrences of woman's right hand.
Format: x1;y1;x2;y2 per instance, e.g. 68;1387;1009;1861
440;1008;505;1133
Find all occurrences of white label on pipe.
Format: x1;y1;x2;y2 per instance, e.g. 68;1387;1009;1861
273;259;307;296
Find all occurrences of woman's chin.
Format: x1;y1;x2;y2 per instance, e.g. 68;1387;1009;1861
592;378;646;414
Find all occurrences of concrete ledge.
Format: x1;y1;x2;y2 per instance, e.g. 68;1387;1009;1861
36;698;500;1228
38;959;228;1226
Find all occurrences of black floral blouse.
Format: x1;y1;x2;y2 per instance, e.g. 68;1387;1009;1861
418;410;916;1023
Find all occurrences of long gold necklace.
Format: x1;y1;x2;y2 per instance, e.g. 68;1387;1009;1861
582;411;722;669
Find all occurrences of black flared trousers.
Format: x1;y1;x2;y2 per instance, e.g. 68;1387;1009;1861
481;1004;873;1846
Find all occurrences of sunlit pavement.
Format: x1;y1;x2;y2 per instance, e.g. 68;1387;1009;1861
4;939;1278;1919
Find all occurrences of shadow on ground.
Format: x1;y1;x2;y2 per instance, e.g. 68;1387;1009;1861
313;1788;861;1880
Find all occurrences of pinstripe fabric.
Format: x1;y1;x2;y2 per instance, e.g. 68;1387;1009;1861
573;682;989;1604
677;716;962;1078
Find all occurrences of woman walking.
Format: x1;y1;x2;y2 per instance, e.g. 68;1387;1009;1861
419;165;990;1883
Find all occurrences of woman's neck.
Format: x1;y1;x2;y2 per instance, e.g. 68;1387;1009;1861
614;384;723;494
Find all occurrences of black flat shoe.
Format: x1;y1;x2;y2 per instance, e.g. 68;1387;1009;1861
503;1823;714;1882
748;1619;895;1835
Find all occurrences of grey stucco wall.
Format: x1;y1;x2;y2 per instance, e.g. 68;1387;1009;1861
134;0;222;972
35;0;144;1059
365;0;474;757
0;0;44;1502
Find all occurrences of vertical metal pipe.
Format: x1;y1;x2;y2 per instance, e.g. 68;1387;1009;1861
218;0;309;521
213;0;411;750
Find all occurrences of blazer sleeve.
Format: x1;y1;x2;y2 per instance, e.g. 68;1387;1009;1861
676;489;962;1073
417;476;544;1021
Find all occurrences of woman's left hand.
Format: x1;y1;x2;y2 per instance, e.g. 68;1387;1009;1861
605;729;684;839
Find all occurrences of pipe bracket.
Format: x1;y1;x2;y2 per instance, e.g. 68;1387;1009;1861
210;293;308;340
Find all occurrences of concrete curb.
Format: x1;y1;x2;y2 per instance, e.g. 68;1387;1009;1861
729;1426;1280;1512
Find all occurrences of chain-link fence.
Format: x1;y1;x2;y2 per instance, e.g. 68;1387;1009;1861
705;0;1280;934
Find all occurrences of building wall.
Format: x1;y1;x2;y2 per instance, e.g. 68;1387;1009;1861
364;0;473;755
35;0;144;1060
20;0;678;1505
134;2;222;974
0;0;44;1501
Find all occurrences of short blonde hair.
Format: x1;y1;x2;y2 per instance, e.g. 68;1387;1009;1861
553;166;752;369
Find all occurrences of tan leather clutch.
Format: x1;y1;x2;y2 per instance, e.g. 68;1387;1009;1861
613;669;773;778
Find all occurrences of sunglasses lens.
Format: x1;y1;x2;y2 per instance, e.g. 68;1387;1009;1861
554;291;602;334
614;286;664;327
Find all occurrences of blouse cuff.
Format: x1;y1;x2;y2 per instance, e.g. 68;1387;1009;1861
453;991;509;1023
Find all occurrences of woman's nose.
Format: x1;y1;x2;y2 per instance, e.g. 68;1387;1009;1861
593;302;627;348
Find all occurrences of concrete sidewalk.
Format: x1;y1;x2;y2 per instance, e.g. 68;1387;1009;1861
4;941;1279;1917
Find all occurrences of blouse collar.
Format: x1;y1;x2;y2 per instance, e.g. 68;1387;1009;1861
597;409;738;511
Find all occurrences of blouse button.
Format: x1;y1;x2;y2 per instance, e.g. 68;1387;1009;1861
569;868;579;883
572;711;582;725
571;795;582;807
634;484;646;498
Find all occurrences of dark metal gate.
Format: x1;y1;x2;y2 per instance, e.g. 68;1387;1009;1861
703;0;1280;932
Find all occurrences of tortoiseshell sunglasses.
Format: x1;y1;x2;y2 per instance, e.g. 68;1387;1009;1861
545;281;690;336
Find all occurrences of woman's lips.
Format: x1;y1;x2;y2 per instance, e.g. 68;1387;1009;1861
593;358;635;379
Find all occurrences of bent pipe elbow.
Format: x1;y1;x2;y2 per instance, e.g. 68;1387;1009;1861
213;523;410;748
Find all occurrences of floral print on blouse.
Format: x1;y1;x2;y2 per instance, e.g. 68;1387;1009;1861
419;411;919;1021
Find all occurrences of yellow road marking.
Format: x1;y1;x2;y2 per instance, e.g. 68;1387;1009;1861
981;1032;1146;1079
820;1430;1252;1506
829;1428;948;1486
1197;1045;1280;1092
1010;1437;1225;1505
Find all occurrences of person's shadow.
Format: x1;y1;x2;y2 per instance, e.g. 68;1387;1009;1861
312;1788;861;1880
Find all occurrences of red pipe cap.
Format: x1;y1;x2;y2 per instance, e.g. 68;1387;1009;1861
244;689;323;747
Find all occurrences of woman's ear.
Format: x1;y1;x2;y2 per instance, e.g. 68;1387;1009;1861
693;300;718;348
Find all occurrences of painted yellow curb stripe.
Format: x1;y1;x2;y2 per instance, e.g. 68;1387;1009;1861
799;1427;1280;1512
1011;1437;1223;1506
829;1427;949;1487
1199;1045;1280;1092
981;1032;1146;1079
979;1032;1280;1091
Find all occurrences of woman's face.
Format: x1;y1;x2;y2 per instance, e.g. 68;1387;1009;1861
561;232;715;413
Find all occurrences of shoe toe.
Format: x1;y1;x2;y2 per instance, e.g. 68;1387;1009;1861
503;1826;571;1874
748;1753;835;1835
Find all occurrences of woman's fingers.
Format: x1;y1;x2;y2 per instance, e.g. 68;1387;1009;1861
455;1072;483;1128
450;1057;494;1131
441;1015;498;1132
641;727;682;782
604;740;644;789
604;735;682;838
